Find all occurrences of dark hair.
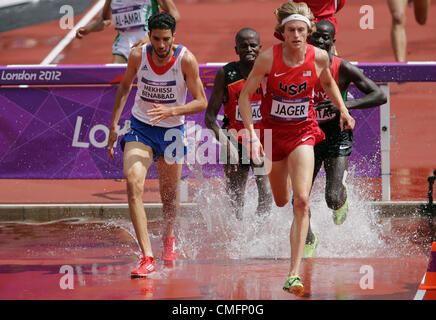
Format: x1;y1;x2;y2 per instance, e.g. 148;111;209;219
235;28;259;44
148;12;176;34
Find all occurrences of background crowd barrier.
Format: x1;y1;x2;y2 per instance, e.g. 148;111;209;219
1;63;435;200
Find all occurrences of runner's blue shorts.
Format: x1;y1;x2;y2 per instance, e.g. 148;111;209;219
121;116;187;163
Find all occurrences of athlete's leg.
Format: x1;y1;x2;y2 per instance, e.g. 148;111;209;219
112;54;128;64
387;0;408;62
304;156;323;244
412;0;431;25
123;141;154;257
156;157;182;238
287;145;314;276
324;156;348;210
269;157;313;246
267;157;292;208
312;157;324;185
224;163;249;220
252;166;273;216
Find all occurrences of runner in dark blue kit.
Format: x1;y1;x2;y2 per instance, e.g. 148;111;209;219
302;19;387;257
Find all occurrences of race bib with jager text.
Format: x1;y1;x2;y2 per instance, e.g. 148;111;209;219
270;96;309;121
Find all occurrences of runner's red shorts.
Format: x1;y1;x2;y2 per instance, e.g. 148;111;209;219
259;119;325;162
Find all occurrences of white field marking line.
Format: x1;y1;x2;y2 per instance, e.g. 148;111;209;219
40;0;106;65
413;274;426;300
205;63;226;67
349;61;436;65
407;61;436;65
105;63;127;66
7;64;57;67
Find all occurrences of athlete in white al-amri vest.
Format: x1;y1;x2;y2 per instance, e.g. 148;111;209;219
76;0;180;63
111;0;159;61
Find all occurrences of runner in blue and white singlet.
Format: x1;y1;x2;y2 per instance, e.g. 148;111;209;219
120;43;188;162
131;43;187;127
107;12;207;277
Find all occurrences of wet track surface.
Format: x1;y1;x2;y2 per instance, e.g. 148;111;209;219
0;0;435;302
0;216;431;300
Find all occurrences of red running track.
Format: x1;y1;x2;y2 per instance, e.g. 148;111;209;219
0;218;433;300
0;0;436;302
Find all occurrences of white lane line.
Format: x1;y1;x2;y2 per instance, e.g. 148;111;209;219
40;0;106;65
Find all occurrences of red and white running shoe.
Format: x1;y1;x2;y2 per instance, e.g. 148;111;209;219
130;256;156;278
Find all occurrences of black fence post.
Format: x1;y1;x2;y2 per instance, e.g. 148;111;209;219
425;169;436;243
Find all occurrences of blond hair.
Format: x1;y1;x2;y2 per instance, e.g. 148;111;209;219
274;1;315;35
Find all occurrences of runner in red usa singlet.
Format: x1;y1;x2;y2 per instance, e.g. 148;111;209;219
260;42;325;161
237;1;355;297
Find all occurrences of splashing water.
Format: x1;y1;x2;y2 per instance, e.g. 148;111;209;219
175;163;426;260
111;148;428;261
308;176;386;258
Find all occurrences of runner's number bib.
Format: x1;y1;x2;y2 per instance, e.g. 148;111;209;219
113;5;146;31
236;100;262;123
140;78;177;104
270;96;309;121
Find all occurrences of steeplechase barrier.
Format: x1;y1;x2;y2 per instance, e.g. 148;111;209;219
1;62;435;202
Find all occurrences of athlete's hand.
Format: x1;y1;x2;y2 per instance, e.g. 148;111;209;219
132;37;149;49
314;99;338;115
340;110;355;131
249;138;264;166
147;104;175;126
107;127;118;160
223;140;239;173
75;27;90;39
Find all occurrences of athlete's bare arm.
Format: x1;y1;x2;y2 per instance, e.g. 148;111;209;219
107;46;142;159
204;68;227;139
76;0;112;38
238;48;272;137
237;48;272;162
338;60;387;109
204;67;240;166
316;47;354;131
157;0;180;21
179;49;208;114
